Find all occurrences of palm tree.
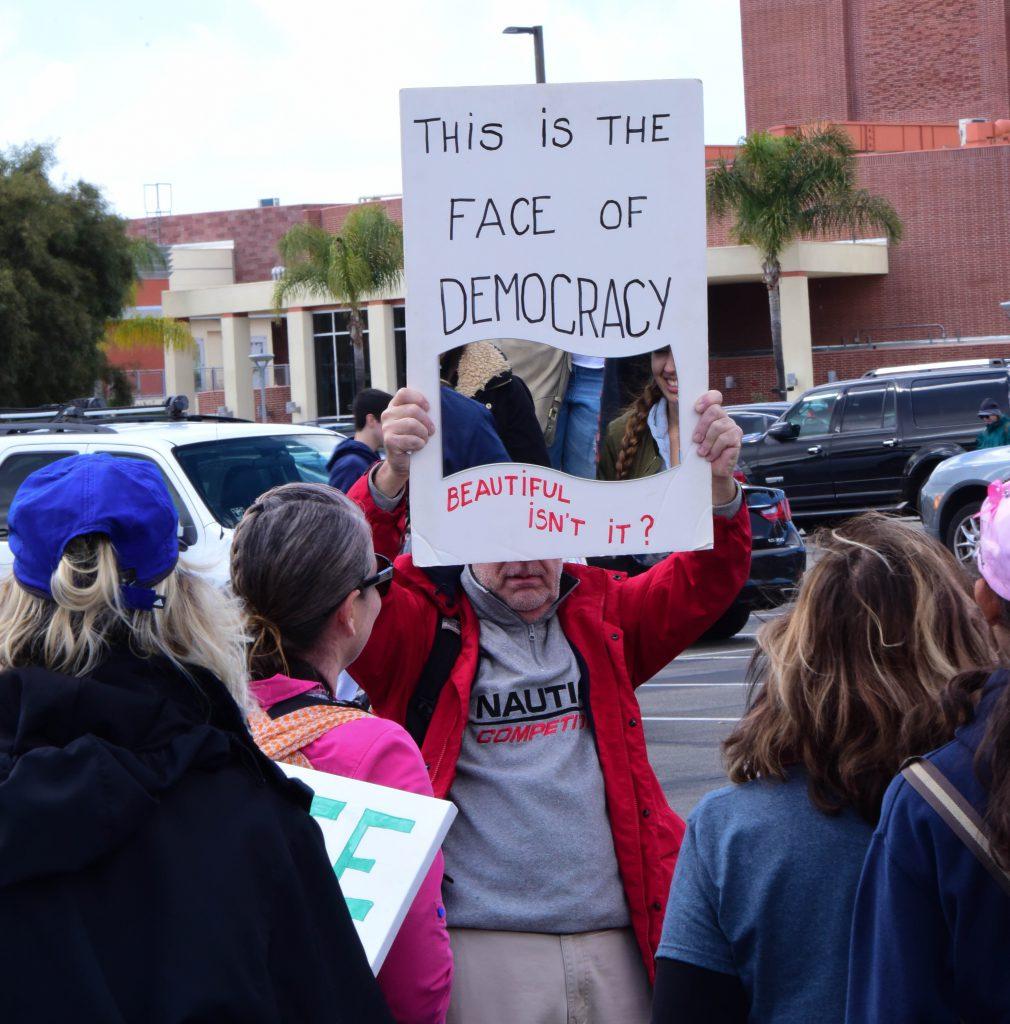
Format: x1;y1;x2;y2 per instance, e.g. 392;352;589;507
103;237;195;354
273;205;403;396
707;125;903;398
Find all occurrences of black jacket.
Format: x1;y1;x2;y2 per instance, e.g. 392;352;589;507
452;342;552;468
0;649;392;1024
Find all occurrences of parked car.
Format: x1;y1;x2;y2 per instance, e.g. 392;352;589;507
590;484;805;641
304;415;354;437
727;402;791;438
920;447;1010;565
0;402;340;586
737;361;1010;520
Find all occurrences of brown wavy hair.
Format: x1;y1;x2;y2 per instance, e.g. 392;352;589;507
724;513;995;823
614;379;663;480
230;483;373;682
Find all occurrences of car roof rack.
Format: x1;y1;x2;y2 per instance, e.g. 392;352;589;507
863;357;1009;377
0;395;250;427
0;422;116;436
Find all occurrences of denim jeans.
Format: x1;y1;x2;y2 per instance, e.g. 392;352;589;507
548;364;604;478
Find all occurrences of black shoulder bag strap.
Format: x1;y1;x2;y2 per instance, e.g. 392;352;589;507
901;756;1010;897
405;615;462;748
266;692;366;720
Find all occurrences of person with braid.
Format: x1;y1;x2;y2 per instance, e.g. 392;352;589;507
598;346;681;482
231;484;453;1024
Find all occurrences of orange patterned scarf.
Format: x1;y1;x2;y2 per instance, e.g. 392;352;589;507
249;704;370;769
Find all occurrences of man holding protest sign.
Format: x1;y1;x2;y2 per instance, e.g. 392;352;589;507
347;385;749;1022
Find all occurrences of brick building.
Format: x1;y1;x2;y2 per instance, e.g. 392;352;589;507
133;1;1010;417
741;0;1010;130
698;0;1010;400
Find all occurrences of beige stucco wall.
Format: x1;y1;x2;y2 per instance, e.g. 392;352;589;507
168;243;235;291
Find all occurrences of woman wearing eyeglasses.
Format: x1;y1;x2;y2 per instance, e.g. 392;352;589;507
231;483;452;1024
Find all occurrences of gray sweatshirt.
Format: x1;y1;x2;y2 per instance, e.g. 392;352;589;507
441;568;631;933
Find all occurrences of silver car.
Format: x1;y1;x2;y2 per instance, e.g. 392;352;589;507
920;447;1010;565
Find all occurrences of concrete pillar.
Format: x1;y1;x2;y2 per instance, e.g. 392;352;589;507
220;313;255;420
778;273;815;396
367;301;398;394
164;323;197;408
286;308;317;423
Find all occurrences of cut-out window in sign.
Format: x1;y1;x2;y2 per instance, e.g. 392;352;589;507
400;80;710;566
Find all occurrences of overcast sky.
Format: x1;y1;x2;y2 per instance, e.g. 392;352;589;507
0;0;745;220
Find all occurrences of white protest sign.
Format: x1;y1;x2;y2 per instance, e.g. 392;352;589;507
399;80;710;566
279;761;457;973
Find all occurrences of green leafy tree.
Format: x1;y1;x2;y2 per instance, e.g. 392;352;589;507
707;126;903;398
273;205;403;394
0;144;138;406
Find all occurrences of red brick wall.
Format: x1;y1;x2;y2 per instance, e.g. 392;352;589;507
741;0;851;133
197;390;225;415
319;198;402;234
262;385;293;424
708;145;1010;351
128;200;403;285
128;206;328;284
196;386;292;423
812;340;1010;382
712;339;1010;401
741;0;1010;132
810;145;1010;342
709;283;773;352
711;353;780;402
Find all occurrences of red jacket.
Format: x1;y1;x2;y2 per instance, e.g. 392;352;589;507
347;474;751;979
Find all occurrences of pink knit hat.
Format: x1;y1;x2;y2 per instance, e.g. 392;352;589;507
977;480;1010;601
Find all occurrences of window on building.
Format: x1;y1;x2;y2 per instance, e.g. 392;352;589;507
312;311;371;418
911;375;1007;429
393;305;407;390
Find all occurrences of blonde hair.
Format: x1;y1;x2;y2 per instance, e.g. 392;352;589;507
0;534;250;710
724;513;995;822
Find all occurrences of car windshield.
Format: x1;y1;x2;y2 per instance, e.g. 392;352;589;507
173;433;337;528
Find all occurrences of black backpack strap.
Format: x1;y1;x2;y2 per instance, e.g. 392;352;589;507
405;615;462;748
267;692;365;720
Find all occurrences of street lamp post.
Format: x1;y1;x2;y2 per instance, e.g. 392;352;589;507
503;25;545;83
249;352;275;423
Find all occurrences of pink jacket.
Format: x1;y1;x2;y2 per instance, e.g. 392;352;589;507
251;674;453;1024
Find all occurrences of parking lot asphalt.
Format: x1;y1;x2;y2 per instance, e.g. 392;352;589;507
644;607;785;818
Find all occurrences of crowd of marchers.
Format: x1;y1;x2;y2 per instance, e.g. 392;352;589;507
0;342;1007;1024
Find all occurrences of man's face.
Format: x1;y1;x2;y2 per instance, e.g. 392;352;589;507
985;413;1000;425
471;559;564;622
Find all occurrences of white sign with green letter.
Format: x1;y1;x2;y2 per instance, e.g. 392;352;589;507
280;761;457;972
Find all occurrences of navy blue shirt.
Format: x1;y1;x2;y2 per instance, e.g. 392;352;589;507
846;672;1010;1024
658;772;873;1024
327;438;381;493
439;385;509;475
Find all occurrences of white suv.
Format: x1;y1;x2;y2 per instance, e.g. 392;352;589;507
0;412;344;586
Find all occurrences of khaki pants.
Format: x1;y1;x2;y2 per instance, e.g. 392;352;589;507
446;927;652;1024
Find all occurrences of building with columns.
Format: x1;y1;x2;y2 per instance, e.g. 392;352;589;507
124;0;1010;412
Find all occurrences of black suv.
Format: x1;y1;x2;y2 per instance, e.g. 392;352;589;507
737;361;1010;519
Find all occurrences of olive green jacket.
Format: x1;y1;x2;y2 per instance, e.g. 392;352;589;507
597;410;665;481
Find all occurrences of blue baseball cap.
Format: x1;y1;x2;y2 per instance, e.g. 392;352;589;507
9;454;179;611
